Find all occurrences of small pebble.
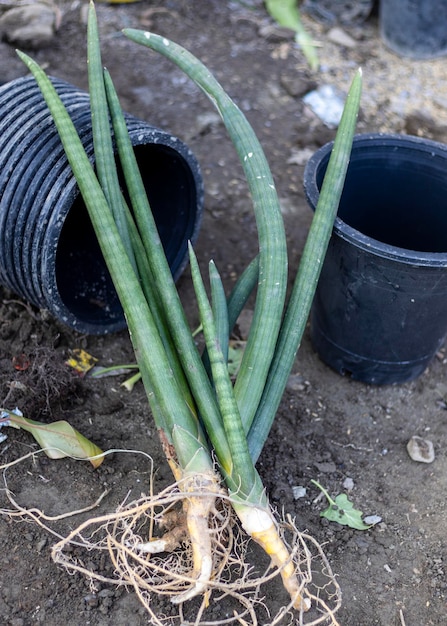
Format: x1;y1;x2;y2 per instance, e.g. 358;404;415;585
36;537;47;553
0;2;61;48
343;477;354;491
280;74;316;98
406;436;435;463
315;461;337;473
287;147;315;166
286;373;307;392
83;593;98;608
327;27;357;48
194;111;222;136
292;485;306;499
258;23;295;43
364;515;382;526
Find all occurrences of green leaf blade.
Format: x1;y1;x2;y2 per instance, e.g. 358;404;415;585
16;48;212;472
103;63;228;458
189;244;259;497
320;493;372;531
312;480;372;530
248;69;362;462
2;410;104;468
265;0;319;70
209;260;230;365
87;2;136;270
124;28;288;437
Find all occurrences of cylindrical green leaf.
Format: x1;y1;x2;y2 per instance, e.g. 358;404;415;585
123;29;288;435
189;244;258;497
16;49;212;475
248;70;362;462
87;3;136;271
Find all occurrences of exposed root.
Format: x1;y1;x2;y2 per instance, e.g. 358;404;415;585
134;470;220;605
134;507;188;553
171;477;216;604
240;505;310;611
0;453;341;625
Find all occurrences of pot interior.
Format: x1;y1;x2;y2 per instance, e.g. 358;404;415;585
55;143;198;327
315;139;447;253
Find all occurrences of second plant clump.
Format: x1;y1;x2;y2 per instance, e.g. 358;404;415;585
17;2;361;624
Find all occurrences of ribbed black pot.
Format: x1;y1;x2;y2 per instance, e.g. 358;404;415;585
380;0;447;59
0;76;203;334
304;133;447;385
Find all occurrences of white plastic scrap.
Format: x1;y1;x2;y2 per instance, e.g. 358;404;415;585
364;515;383;526
302;84;345;128
0;407;23;443
0;410;11;443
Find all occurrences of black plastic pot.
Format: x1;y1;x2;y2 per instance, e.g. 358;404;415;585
0;76;203;334
380;0;447;59
304;133;447;385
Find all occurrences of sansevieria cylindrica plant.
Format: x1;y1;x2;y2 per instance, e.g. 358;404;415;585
18;1;361;620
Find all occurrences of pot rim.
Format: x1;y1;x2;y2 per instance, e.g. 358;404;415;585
304;132;447;268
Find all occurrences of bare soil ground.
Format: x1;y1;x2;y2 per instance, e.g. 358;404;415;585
1;2;447;625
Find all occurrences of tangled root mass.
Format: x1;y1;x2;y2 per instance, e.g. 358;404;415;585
47;483;342;626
